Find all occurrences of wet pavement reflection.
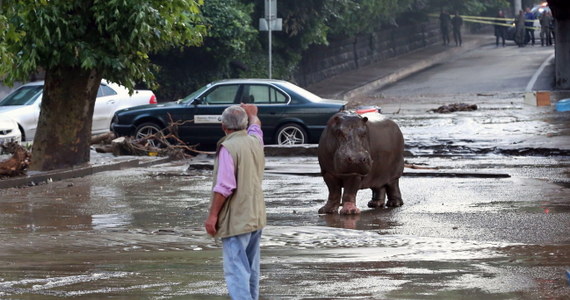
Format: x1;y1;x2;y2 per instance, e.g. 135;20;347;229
0;95;569;299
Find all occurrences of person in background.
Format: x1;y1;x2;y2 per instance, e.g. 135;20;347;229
205;103;266;300
515;10;527;47
494;10;507;47
439;9;451;46
539;11;553;46
524;7;536;46
451;12;463;46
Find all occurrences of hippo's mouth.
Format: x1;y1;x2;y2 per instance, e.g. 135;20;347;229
333;163;371;177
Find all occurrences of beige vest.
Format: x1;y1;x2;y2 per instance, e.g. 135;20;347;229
212;130;266;238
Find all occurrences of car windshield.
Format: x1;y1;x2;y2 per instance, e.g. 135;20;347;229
278;82;322;102
180;84;210;104
0;85;43;106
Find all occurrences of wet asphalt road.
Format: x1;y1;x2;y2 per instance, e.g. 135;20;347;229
0;41;569;299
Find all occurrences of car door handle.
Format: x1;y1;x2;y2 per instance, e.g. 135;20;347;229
107;100;116;105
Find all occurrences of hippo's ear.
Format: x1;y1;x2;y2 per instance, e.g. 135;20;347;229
328;114;341;126
362;117;368;123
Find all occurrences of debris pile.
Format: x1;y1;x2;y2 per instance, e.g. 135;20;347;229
92;117;205;159
429;103;478;113
0;142;31;177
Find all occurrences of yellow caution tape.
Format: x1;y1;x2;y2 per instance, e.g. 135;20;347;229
429;13;540;30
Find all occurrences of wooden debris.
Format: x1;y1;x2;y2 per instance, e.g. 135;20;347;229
90;132;116;145
429;103;478;113
93;114;214;159
0;142;31;177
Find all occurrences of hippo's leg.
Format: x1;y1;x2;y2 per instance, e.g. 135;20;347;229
385;179;403;207
367;187;386;208
318;173;341;214
339;177;361;215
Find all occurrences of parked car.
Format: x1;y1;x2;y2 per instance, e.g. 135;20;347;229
111;79;347;147
0;117;21;145
0;80;157;141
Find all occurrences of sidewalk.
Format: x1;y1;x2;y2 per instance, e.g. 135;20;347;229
306;33;494;99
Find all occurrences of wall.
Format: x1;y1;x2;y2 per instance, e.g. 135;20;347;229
295;20;440;87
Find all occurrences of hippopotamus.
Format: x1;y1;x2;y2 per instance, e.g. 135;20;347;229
317;110;404;214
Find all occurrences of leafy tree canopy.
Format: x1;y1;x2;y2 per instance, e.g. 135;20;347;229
0;0;206;90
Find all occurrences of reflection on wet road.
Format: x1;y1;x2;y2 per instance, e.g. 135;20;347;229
0;143;569;299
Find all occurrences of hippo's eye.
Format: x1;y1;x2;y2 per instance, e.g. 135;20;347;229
335;129;347;138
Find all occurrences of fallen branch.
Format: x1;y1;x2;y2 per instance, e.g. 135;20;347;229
91;132;116;145
96;113;215;158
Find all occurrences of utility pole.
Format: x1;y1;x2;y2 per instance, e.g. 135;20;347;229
259;0;281;79
268;0;272;79
513;0;522;15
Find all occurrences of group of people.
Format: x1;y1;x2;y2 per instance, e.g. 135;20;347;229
439;10;463;47
498;7;555;48
440;7;555;49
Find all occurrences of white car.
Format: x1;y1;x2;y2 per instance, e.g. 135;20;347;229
0;117;21;145
0;80;157;141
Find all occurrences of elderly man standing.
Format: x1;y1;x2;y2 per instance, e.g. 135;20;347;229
205;103;266;300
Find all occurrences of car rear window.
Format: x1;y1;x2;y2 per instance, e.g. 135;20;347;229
243;85;287;104
0;85;43;106
278;82;322;103
98;84;118;97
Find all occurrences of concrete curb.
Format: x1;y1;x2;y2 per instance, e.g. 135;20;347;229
341;37;492;99
0;156;171;189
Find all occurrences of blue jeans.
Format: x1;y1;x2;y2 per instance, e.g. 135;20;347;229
222;230;262;300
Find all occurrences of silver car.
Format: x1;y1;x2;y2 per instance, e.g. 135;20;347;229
0;117;21;145
0;80;157;141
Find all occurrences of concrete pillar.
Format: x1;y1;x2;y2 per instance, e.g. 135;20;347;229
554;19;570;89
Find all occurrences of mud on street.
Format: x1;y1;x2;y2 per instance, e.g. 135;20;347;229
0;90;568;299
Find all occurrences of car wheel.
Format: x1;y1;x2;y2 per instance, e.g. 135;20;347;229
135;122;168;148
275;123;307;145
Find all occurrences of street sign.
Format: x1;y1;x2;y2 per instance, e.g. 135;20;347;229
259;18;282;31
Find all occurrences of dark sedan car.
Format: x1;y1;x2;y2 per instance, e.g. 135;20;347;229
111;79;347;147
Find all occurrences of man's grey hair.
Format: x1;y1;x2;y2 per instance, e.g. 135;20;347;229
222;105;248;130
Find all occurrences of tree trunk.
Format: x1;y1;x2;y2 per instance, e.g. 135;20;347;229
554;18;570;89
30;67;102;171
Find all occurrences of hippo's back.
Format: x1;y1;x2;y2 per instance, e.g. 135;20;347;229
361;112;404;187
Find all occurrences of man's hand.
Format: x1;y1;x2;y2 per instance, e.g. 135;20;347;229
205;192;227;237
241;103;258;117
241;103;261;126
204;215;218;236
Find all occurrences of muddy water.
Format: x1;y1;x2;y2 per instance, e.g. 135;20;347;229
0;95;569;299
0;151;569;299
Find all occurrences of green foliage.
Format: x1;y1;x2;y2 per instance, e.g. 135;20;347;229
424;0;510;16
151;0;258;101
149;0;511;101
0;0;206;91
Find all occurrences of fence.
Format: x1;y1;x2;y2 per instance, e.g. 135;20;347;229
295;20;440;87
